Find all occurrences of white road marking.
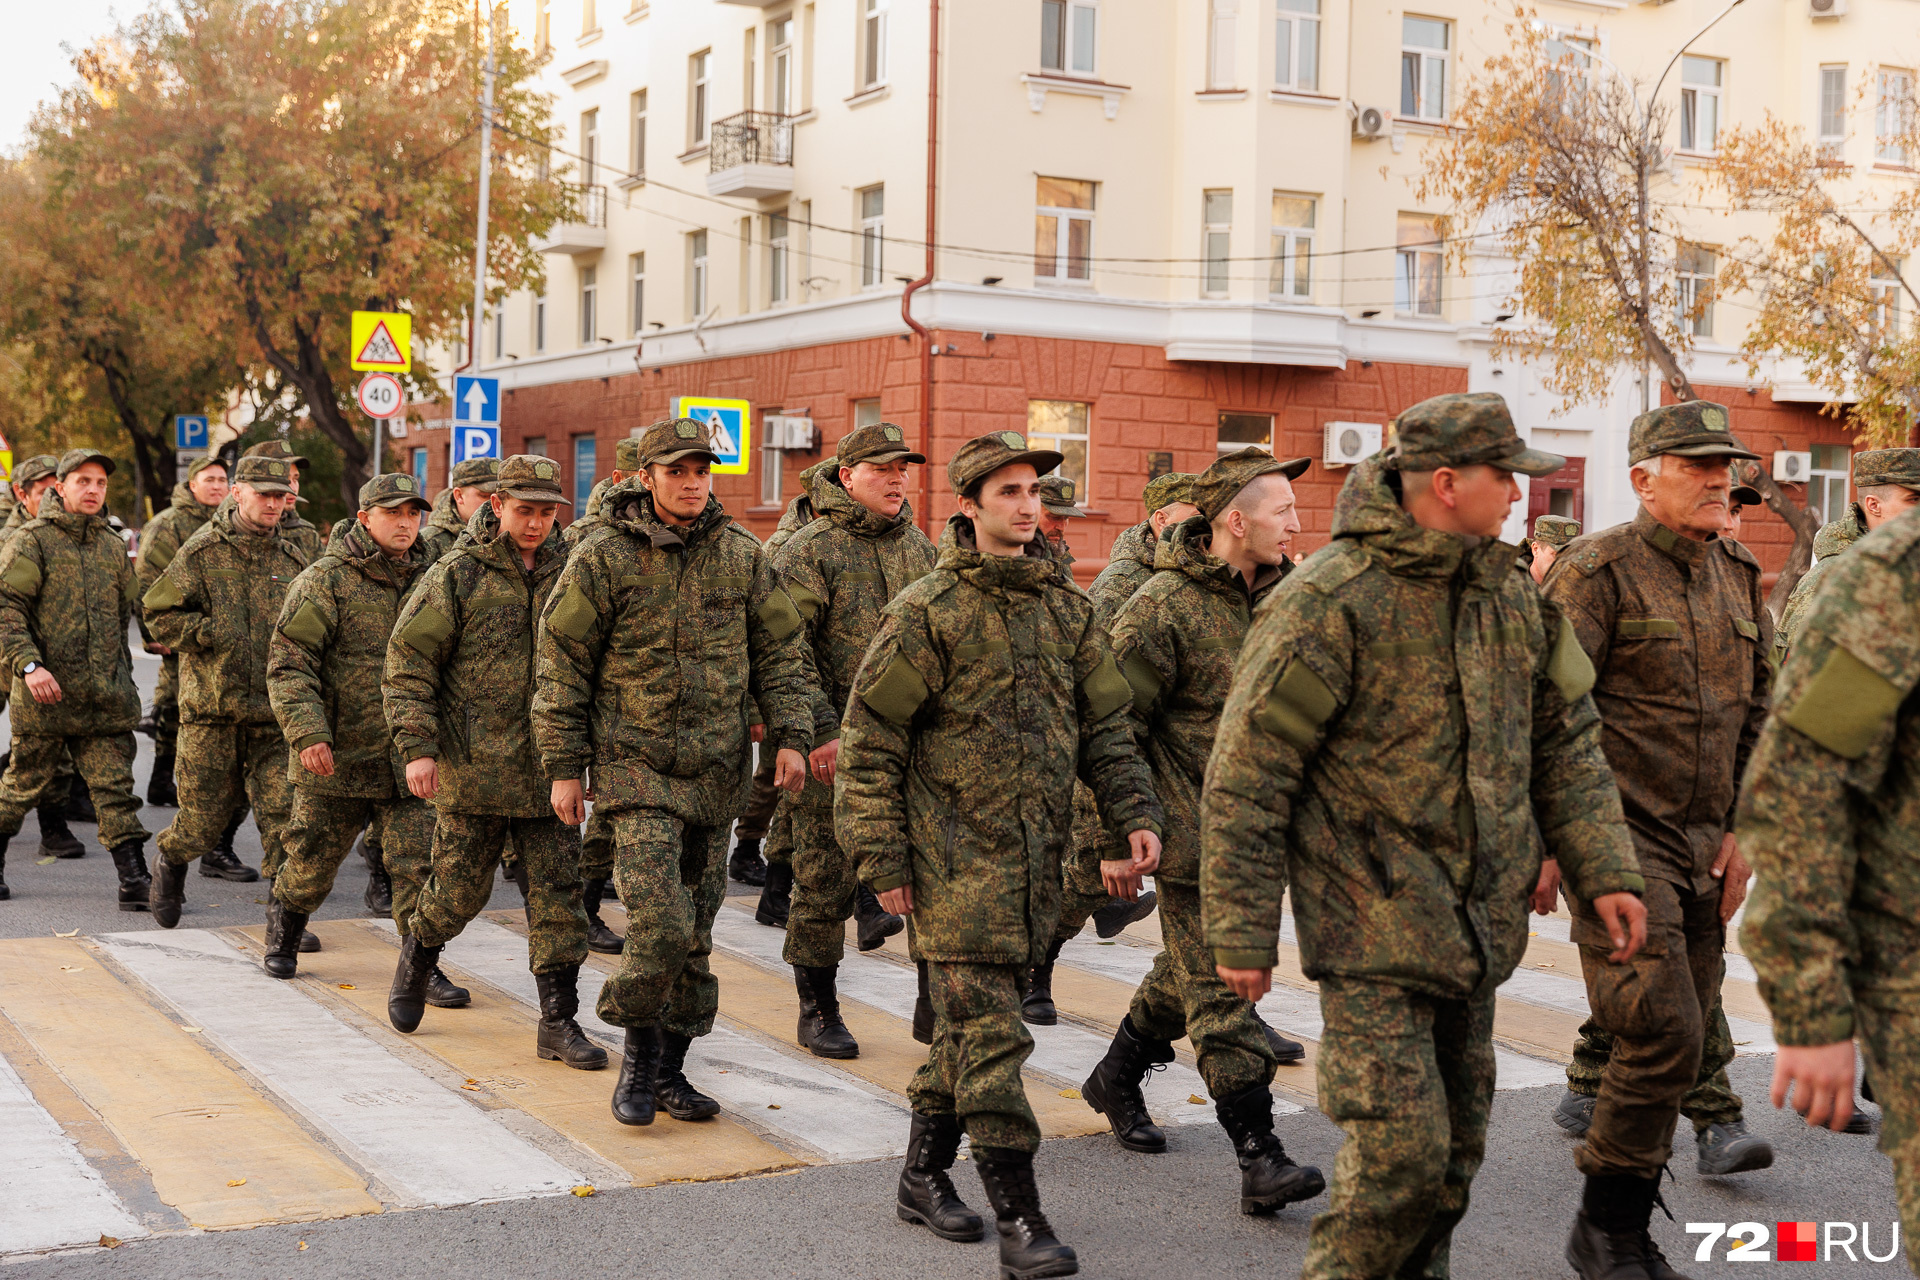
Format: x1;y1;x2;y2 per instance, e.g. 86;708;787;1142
0;1051;147;1255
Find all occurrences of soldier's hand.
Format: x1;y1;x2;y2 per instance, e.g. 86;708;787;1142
1101;859;1143;901
1530;857;1562;914
550;778;586;825
810;738;840;788
1127;828;1162;874
24;667;61;704
1591;891;1647;963
774;748;808;794
405;756;438;801
878;885;914;914
1217;965;1272;1003
147;643;172;657
299;743;335;777
750;723;765;744
1772;1042;1858;1132
1711;833;1751;925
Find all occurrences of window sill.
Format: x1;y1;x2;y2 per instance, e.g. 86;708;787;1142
577;27;604;47
1873;160;1916;173
561;58;609;87
1195;88;1249;101
745;504;786;517
846;83;890;108
615;174;647;191
1022;73;1131;119
677;144;710;163
623;3;648;23
1270;88;1337;106
790;108;819;125
1395;117;1453;134
1033;278;1097;291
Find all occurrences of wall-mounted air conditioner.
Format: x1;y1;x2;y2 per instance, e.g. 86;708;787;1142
1324;421;1384;467
1773;451;1813;483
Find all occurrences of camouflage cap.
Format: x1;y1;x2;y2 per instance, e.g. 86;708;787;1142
185;456;227;482
614;436;643;471
1853;447;1920;492
56;448;117;479
359;472;433;513
1531;514;1582;548
948;431;1065;496
1627;400;1761;465
244;439;308;469
1142;472;1198;514
12;455;59;488
1037;475;1087;518
1729;484;1763;508
636;417;721;467
838;421;926;468
1391;393;1564;477
450;457;501;491
1192;447;1312;521
494;453;570;505
231;454;293;494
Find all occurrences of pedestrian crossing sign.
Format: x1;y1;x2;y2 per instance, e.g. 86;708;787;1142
671;397;751;475
350;311;412;373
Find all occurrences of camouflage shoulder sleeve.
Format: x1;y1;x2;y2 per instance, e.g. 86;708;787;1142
1068;588;1163;842
768;524;837;737
384;558;462;763
143;540;210;653
533;543;617;780
835;601;943;893
135;513;177;586
743;539;816;759
1542;542;1617;669
269;565;340;750
1109;577;1180;724
0;530;45;675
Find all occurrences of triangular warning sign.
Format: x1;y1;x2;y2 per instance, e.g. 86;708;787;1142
698;408;738;457
356;321;403;367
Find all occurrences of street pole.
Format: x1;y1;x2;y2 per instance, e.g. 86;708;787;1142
471;5;496;378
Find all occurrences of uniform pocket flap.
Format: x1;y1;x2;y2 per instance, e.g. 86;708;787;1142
141;575;183;611
1191;635;1238;652
1368;637;1437;659
1081;652;1133;721
953;639;1011;661
549;582;600;642
1782;643;1903;759
207;568;242;581
861;652;930;726
1732;617;1760;641
3;558;42;597
1616;618;1680;638
836;570;882;584
397;604;454;657
704;575;751;590
1255;655;1337;750
280;601;329;651
1037;640;1075;658
468;593;523;614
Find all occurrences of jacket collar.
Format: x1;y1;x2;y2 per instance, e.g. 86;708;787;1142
1157;515;1288;606
1330;455;1521;586
1633;505;1712;570
814;473;916;539
458;503;565;579
935;515;1057;594
605;487;731;551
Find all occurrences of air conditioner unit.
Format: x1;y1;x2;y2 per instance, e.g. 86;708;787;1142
1350;104;1390;141
1773;450;1814;483
1809;0;1847;18
1324;420;1384;467
765;414;819;452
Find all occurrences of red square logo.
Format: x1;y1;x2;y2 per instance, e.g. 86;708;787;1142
1778;1221;1818;1262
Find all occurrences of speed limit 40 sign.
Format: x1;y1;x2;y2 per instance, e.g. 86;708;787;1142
356;372;404;419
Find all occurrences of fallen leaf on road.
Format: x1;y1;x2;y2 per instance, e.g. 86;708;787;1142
767;1103;781;1110
180;1026;202;1033
53;928;77;938
38;857;56;865
227;1178;246;1187
571;1185;595;1197
1188;1095;1207;1105
98;1235;121;1249
1058;1089;1081;1100
1537;961;1555;969
460;1085;480;1092
298;1241;308;1251
338;984;355;990
60;965;78;972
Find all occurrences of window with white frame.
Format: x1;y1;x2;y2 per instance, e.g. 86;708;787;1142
629;89;647;176
1218;412;1274;454
1202;189;1232;297
690;50;711;146
760;424;783;504
1270;193;1315;300
580;109;599;186
768;212;790;304
862;0;888;88
492;309;503;359
1275;0;1319;92
1878;68;1914;164
1034;177;1095;284
1809;444;1852;523
1207;0;1239;91
1676;244;1716;337
859;186;885;288
579;266;597;344
525;436;548;458
1400;17;1449;121
1040;0;1097;77
581;0;597;36
1680;57;1723;153
1543;34;1591;103
573;435;596;510
1819;66;1847;159
853;398;883;428
412;447;429;491
769;16;795;113
534;293;548;351
1027;400;1089;494
629;253;645;335
1873;256;1903;335
1395;213;1443;317
534;0;551;55
690;230;709;318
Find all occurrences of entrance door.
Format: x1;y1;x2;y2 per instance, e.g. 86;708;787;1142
1527;455;1586;528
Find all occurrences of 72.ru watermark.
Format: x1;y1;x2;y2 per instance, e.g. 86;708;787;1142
1685;1221;1901;1263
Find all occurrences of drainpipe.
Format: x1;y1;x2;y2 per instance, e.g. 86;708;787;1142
901;0;939;535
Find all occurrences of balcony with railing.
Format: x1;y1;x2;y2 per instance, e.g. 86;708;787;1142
707;112;795;199
537;183;608;256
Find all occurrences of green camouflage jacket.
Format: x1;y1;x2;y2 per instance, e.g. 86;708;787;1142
385;505;565;816
143;505;309;725
1088;521;1159;620
269;520;431;798
1775;509;1866;664
1109;515;1288;883
834;516;1164;965
135;483;218;590
0;489;141;736
280;508;322;563
1200;455;1641;998
533;490;815;826
562;476;620;548
774;478;935;808
1738;509;1920;1046
417;488;469;564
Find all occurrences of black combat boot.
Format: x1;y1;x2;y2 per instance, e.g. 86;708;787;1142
146;749;178;808
913;959;936;1046
263;898;310;979
1566;1173;1691;1280
1091;889;1157;939
1021;938;1067;1026
793;963;859;1059
62;774;96;824
534;966;609;1070
387;934;444;1033
109;840;150;912
0;835;11;900
36;802;85;859
657;1031;722;1120
150;857;188;927
200;811;258;881
973;1146;1078;1279
755;861;792;928
611;1024;664;1126
1216;1083;1325;1214
1080;1015;1173;1152
427;965;471;1008
728;837;768;887
137;705;160;737
582;879;623;954
1252;1007;1307;1064
360;836;392;916
897;1111;985;1241
855;882;905;951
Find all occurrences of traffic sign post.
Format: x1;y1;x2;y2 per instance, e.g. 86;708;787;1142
454;376;500;424
452;425;501;464
671;397;752;476
174;415;210;451
350;311;412;373
355;373;404;420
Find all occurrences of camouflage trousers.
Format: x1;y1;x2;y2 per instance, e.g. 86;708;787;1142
1565;996;1741;1131
1127;881;1276;1100
763;795;794;869
595;810;729;1038
733;747;781;844
407;812;588;975
908;961;1040;1154
1051;782;1114;946
784;804;859;968
152;654;180;755
0;732;147;849
158;722;292;875
1853;989;1920;1274
1304;977;1496;1280
1573;877;1723;1177
272;789;435;933
580;805;614;882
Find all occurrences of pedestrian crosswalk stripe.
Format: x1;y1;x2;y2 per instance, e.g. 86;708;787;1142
0;1044;146;1254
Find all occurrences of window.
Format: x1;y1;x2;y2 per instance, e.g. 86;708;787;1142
1026;400;1089;494
1676;244;1716;337
579;265;598;344
1808;444;1851;523
1873;257;1903;335
1218;412;1274;454
1202;189;1232;296
690;50;710;146
770;16;795;113
853;398;883;428
525;436;549;457
1275;0;1318;92
862;0;888;88
581;0;597;35
1040;0;1097;76
1395;213;1443;317
1680;57;1722;153
535;0;551;55
534;293;547;351
1819;66;1847;159
760;430;783;505
768;212;790;304
629;89;647;176
743;28;757;112
1877;68;1914;164
573;436;597;510
859;186;885;288
1400;17;1449;121
690;231;709;317
411;447;429;491
1543;34;1592;104
493;309;503;359
1207;0;1238;90
629;253;646;335
1270;193;1315;300
1034;177;1095;284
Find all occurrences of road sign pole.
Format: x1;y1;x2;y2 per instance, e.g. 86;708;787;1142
471;6;496;374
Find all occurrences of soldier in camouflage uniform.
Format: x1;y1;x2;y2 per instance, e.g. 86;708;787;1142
1529;513;1581;585
243;442;321;563
136;457;229;808
146;455;312;926
383;456;601;1069
1737;505;1920;1270
1203;395;1646;1280
837;431;1165;1277
0;450;153;906
535;418;814;1126
1078;449;1324;1213
419;457;501;565
772;423;931;1059
1775;449;1920;664
1035;474;1084;565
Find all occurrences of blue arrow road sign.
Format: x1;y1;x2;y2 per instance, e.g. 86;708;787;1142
174;415;210;450
452;425;500;464
454;376;500;424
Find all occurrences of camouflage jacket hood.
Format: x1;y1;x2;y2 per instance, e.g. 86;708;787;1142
1777;510;1869;661
418;487;469;563
533;489;816;825
1200;454;1640;999
269;520;429;797
1087;522;1158;621
0;486;140;736
134;483;218;589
